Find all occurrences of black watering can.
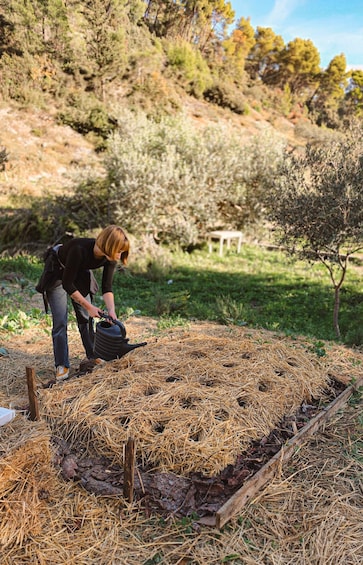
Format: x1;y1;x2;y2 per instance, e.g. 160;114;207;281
94;313;147;361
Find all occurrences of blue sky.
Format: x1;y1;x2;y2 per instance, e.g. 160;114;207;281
230;0;363;70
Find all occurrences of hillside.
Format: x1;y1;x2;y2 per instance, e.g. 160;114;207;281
0;0;359;217
0;105;103;207
0;94;301;208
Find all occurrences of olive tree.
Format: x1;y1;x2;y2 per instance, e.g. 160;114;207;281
267;130;363;338
104;110;285;246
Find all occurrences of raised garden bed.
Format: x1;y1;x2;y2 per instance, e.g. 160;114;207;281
52;375;362;528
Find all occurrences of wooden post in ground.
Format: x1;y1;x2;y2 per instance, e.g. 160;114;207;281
123;437;135;503
26;366;40;421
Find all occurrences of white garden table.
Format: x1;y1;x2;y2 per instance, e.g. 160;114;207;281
207;230;244;257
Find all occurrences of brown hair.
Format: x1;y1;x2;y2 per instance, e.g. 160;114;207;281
95;225;129;264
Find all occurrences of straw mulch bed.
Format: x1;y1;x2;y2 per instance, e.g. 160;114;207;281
39;324;343;478
1;319;362;564
1;400;362;564
0;415;55;549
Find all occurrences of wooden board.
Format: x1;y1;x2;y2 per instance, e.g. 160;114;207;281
199;376;363;529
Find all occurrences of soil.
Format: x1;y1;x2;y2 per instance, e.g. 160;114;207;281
0;104;104;207
52;376;347;521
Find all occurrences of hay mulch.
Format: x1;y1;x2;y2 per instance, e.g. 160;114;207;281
1;408;362;565
40;324;335;478
0;414;55;549
0;319;362;564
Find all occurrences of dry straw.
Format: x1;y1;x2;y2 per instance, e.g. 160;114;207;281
40;325;333;476
1;322;362;564
0;415;55;549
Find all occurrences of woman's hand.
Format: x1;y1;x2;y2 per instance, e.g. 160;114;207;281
103;292;117;321
107;309;117;321
88;304;105;318
70;290;103;319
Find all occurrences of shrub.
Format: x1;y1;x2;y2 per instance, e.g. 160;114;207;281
103;110;286;245
57;92;117;150
166;40;212;98
0;178;110;250
204;80;248;114
0;111;286;250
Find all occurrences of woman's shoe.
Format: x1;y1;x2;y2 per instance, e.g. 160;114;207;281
93;357;105;365
78;357;105;375
56;365;69;382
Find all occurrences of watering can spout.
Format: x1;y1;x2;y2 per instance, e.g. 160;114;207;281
118;339;147;357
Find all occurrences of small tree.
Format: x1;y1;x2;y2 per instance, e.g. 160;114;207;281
267;129;363;338
81;0;128;99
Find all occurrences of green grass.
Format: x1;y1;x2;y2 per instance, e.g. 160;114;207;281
0;245;362;346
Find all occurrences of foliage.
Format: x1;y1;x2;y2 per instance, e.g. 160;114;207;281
0;107;286;249
245;26;284;82
166;40;213;97
0;0;72;61
0;178;110;249
344;70;363;117
222;16;255;80
266;128;363;338
0;0;362;129
102;110;285;245
203;79;248;114
57;92;117;149
1;245;362;346
80;0;128;99
0;52;59;103
308;54;348;128
293;121;342;145
144;0;234;45
277;38;321;95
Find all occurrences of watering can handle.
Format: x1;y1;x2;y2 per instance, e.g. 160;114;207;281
97;311;127;339
98;311;116;322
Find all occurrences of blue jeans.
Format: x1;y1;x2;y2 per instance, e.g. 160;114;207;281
46;281;95;368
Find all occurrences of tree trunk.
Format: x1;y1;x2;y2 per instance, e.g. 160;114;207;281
333;285;341;338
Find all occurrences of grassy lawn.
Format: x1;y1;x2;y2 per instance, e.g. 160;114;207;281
0;244;362;346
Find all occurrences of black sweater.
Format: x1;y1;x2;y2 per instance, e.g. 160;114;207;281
57;238;116;296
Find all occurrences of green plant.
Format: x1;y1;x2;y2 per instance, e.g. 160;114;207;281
222;555;243;563
267;130;363;338
215;295;249;326
174;512;199;534
204;80;248;114
156;315;189;331
1;244;362;346
143;552;163;565
154;289;190;316
103;109;285;245
166;40;212;97
57;93;116;149
143;259;172;283
348;386;363;408
309;341;327;357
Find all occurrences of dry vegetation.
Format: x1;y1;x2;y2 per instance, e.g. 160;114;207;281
0;95;303;210
0;104;104;206
0;318;362;564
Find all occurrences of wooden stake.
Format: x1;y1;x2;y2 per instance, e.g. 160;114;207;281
123;437;135;503
26;366;40;421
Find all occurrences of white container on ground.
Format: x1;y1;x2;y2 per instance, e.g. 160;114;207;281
0;407;16;426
